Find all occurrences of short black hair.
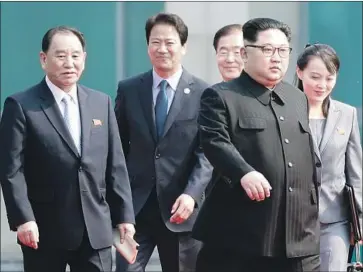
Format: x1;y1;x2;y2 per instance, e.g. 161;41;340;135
145;13;188;45
42;26;86;53
213;24;243;51
242;18;291;43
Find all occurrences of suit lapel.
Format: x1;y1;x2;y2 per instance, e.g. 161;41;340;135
139;71;157;143
162;70;193;137
39;79;79;157
77;85;90;159
320;100;341;155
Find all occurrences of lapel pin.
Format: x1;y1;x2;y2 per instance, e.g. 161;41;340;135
337;127;345;135
92;119;102;126
183;88;191;94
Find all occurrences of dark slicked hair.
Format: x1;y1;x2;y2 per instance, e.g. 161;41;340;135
213;24;243;51
42;26;86;53
295;43;340;117
145;13;188;46
242;18;292;43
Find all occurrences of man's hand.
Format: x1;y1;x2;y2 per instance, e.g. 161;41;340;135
17;221;39;249
240;171;272;201
117;223;135;244
170;194;195;224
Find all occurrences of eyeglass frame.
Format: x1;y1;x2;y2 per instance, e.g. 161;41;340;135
244;44;292;58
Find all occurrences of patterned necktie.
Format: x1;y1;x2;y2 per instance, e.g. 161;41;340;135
62;95;81;154
155;80;168;140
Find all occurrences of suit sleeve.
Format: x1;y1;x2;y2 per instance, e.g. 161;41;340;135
183;82;213;206
183;142;213;207
0;97;35;231
345;107;362;219
114;82;130;158
106;96;135;226
198;87;255;187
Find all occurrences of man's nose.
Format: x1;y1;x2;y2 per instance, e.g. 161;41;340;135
157;44;168;53
64;56;74;67
271;48;281;62
225;53;235;63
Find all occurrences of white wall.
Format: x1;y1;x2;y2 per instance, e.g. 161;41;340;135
166;1;308;85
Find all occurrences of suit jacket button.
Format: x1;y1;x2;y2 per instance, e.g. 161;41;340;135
315;162;322;168
288;187;293;192
155;154;160;159
288;162;293;168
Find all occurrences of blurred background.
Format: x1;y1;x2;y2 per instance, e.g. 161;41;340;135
1;1;362;271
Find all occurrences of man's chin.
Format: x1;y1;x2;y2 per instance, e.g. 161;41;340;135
156;64;172;71
224;72;240;80
61;79;79;86
267;74;283;83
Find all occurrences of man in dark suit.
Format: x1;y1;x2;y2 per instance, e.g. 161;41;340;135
193;18;320;272
114;13;213;272
0;26;135;272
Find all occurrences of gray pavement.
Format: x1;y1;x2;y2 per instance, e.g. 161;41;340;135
1;193;162;272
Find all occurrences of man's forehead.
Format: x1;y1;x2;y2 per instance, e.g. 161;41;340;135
53;49;83;53
218;44;242;51
256;29;288;41
218;33;243;48
50;32;82;44
48;35;83;51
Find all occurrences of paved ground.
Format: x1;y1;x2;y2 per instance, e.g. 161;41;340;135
1;193;162;272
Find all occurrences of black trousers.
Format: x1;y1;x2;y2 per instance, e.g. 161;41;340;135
196;243;320;272
116;188;201;272
21;232;112;272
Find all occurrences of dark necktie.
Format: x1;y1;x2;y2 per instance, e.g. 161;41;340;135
155;80;168;139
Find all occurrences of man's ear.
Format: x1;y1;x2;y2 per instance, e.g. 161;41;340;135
241;47;248;63
181;42;187;56
39;51;47;70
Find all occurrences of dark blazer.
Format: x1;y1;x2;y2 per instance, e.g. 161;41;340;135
114;69;213;232
192;72;320;258
0;79;135;250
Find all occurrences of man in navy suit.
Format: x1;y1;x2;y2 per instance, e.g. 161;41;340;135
0;26;135;272
114;13;213;272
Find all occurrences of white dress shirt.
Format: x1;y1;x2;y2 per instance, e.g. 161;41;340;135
152;68;183;113
45;76;82;154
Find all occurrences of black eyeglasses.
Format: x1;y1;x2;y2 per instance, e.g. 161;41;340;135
245;44;292;58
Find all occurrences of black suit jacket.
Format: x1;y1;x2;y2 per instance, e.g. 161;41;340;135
192;72;319;258
0;79;135;250
114;69;213;232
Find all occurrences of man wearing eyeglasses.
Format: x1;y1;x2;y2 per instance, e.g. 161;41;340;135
193;18;320;272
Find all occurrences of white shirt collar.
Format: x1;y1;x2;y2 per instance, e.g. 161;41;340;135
152;67;183;91
45;76;78;104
